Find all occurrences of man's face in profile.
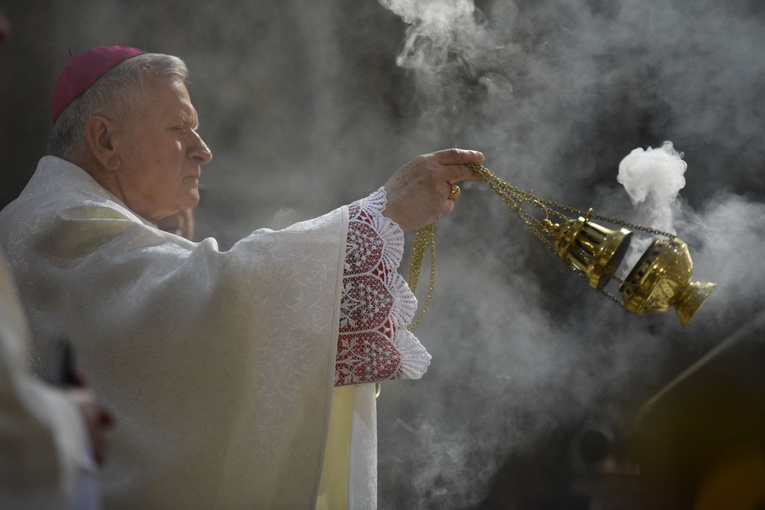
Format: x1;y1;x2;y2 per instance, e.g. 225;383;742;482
110;73;212;223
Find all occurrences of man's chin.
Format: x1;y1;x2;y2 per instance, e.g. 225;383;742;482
179;190;201;210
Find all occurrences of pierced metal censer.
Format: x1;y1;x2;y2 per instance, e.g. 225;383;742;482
408;163;715;328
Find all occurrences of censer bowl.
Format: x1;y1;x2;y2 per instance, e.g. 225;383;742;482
620;238;716;326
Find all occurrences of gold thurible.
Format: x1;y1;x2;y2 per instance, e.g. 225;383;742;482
407;163;715;327
620;237;716;326
543;210;633;291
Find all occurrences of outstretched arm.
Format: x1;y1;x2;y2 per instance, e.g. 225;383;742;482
335;149;483;386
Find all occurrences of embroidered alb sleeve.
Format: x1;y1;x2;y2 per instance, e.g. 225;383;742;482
335;187;431;387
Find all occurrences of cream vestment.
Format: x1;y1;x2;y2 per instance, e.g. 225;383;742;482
0;156;429;509
0;249;95;509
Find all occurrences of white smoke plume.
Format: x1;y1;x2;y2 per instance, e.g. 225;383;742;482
617;141;686;232
616;141;687;271
374;1;764;508
3;0;765;508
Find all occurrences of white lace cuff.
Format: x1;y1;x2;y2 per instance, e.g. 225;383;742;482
335;187;431;386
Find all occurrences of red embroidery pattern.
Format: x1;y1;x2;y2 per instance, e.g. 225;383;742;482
335;190;431;386
336;201;404;386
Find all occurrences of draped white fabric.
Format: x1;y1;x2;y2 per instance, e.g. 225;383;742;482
1;157;347;509
0;156;431;509
0;250;90;510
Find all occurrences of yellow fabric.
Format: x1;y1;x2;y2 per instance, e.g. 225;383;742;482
316;386;355;510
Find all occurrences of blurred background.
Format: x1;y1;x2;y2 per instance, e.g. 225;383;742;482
2;0;765;508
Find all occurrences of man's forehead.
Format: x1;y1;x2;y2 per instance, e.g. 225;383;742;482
144;74;196;115
141;75;199;129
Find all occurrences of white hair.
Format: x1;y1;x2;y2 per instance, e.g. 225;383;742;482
48;53;189;161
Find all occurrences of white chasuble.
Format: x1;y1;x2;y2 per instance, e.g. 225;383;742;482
1;156;343;509
0;157;429;510
0;251;92;510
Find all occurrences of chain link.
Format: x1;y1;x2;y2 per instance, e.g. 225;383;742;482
406;163;674;327
467;163;677;238
570;268;626;306
407;224;436;330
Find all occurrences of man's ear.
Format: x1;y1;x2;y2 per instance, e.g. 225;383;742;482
83;115;121;171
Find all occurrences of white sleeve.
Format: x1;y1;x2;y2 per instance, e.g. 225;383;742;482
335;187;431;386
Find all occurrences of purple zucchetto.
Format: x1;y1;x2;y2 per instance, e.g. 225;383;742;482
51;45;146;124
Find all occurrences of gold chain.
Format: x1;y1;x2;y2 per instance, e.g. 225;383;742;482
407;223;435;330
405;162;676;327
466;163;677;238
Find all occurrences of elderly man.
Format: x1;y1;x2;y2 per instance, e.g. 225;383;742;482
0;46;483;509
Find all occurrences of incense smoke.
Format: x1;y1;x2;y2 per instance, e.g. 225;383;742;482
617;141;686;232
2;0;765;508
616;141;687;271
374;1;765;508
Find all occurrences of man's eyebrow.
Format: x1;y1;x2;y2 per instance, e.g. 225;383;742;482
175;114;198;131
181;107;199;127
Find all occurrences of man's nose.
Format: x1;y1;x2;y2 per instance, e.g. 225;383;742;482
190;131;213;164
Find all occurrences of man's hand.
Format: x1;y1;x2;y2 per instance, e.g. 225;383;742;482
382;148;484;231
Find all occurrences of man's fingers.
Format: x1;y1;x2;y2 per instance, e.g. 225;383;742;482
432;148;484;166
431;148;485;183
451;164;486;183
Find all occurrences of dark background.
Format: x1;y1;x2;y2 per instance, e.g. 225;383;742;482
2;0;764;508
